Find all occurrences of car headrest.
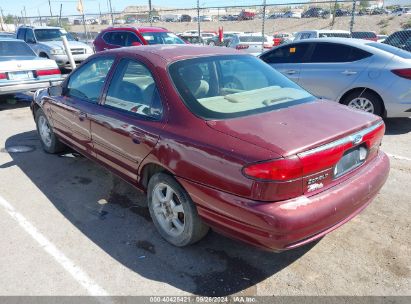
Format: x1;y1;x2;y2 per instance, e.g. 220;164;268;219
182;65;203;82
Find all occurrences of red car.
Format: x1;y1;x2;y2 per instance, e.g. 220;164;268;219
31;45;389;251
93;26;186;52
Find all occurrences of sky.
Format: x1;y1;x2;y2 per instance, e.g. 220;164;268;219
1;0;409;17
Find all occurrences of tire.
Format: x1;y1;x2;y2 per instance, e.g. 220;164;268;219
341;90;384;116
147;173;209;247
35;108;66;153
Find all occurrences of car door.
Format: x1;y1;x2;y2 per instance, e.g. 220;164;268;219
297;42;373;100
49;56;115;154
90;58;164;182
260;42;311;83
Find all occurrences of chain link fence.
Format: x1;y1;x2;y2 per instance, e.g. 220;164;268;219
1;1;410;49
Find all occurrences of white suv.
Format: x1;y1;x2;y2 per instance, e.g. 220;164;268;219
16;26;93;68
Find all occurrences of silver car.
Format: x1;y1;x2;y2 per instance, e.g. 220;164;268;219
0;38;62;95
260;38;411;117
228;33;273;56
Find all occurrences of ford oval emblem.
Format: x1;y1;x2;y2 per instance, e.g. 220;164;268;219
352;134;362;145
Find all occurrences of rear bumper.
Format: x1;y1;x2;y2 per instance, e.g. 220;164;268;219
178;151;390;251
0;78;63;95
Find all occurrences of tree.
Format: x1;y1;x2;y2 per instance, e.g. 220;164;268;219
359;0;370;9
4;14;15;24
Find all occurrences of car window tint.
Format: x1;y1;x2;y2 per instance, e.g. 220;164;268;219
0;41;36;56
261;43;310;64
66;57;114;103
105;59;162;119
309;43;369;63
103;31;142;46
25;29;35;43
17;28;26;40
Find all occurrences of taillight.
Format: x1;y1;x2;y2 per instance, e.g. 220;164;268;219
236;44;249;50
242;156;303;181
243;121;385;182
36;69;61;77
391;69;411;80
0;73;6;80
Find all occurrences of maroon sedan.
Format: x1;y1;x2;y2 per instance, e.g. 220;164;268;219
31;45;389;251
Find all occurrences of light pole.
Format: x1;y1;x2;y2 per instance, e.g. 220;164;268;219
149;0;152;26
197;0;200;40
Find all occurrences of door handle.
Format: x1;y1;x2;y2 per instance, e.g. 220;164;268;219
342;70;357;76
78;112;87;121
285;70;298;75
131;136;141;144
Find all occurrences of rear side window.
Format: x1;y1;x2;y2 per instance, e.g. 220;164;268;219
105;59;162;119
308;43;371;63
103;31;142;46
318;32;351;38
300;33;312;39
260;43;310;64
368;42;411;59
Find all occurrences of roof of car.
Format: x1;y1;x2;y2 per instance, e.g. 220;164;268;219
103;44;242;63
103;26;170;33
19;25;62;30
0;38;24;42
296;30;351;33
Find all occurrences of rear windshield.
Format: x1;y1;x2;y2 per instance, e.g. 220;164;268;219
367;42;411;59
141;32;185;45
319;33;351;38
352;32;377;39
0;41;36;56
169;55;314;120
239;36;266;42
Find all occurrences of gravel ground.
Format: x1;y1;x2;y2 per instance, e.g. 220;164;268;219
0;95;409;297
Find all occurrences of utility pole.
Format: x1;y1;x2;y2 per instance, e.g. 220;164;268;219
0;7;5;31
350;0;356;32
38;8;42;26
148;0;152;26
59;4;62;27
48;0;53;17
108;0;114;25
331;0;338;27
197;0;200;40
24;6;29;25
261;0;266;52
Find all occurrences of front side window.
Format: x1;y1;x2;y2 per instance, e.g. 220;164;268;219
141;32;185;45
25;29;36;43
66;57;114;103
260;43;310;64
169;55;314;120
105;59;162;119
16;28;26;40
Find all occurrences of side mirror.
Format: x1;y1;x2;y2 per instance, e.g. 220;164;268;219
27;38;36;44
131;41;142;46
48;85;63;96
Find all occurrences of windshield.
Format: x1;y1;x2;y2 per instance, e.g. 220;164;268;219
367;42;411;59
0;41;36;56
141;32;185;45
34;29;76;41
169;55;314;120
239;36;266;43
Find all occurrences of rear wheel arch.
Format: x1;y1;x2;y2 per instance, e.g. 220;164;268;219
139;163;173;191
339;87;386;117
